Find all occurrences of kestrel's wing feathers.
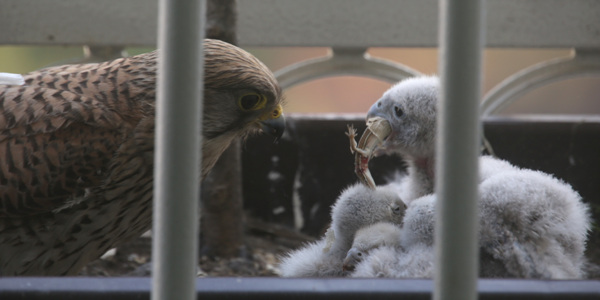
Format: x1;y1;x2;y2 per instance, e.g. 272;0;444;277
0;84;127;217
23;54;157;124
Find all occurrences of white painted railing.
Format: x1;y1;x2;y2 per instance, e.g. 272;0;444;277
153;1;204;300
435;1;483;299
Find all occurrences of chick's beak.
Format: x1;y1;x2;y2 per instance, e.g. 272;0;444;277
367;99;386;121
260;104;285;141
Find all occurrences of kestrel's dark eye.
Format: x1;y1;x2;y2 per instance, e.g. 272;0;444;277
377;102;382;107
238;93;267;111
394;106;403;118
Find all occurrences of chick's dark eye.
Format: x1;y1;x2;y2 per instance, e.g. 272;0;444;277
238;93;267;111
394;106;403;117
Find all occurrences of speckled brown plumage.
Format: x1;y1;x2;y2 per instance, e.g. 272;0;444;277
0;39;284;276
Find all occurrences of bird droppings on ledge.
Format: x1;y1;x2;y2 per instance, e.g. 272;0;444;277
78;236;285;277
197;247;282;277
268;171;283;181
273;206;286;215
78;216;308;277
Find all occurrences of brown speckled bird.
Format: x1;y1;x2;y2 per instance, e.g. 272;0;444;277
0;39;285;276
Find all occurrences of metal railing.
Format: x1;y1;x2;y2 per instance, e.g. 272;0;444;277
153;1;204;299
434;1;483;299
0;277;599;300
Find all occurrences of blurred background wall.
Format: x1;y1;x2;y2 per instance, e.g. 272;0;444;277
1;46;598;115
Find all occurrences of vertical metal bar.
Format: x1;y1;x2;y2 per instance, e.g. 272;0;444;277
435;0;484;300
153;1;205;300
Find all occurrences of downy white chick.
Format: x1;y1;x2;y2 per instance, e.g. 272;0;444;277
278;183;406;277
358;76;590;279
342;222;403;272
352;243;435;278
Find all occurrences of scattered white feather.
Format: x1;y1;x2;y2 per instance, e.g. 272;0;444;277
272;206;285;215
100;248;117;260
0;72;25;85
268;171;282;181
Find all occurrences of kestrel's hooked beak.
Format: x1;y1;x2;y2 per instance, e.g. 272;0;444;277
259;104;285;141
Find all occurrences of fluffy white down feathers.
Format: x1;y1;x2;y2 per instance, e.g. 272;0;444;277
278;76;590;279
278;184;406;277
